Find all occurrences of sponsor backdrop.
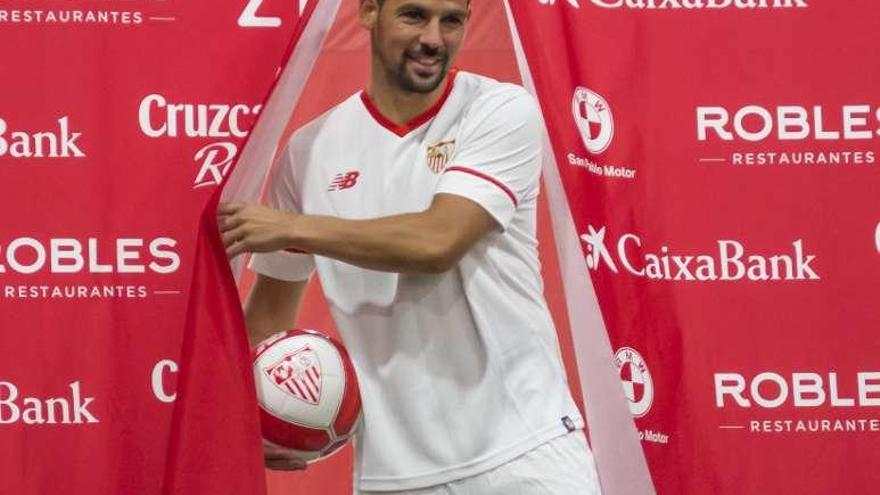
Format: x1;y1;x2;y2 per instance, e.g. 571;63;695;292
505;0;880;494
3;1;877;495
0;1;302;494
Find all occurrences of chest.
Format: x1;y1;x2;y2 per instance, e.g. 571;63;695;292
297;124;462;219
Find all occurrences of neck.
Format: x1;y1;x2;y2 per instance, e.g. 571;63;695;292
366;58;451;125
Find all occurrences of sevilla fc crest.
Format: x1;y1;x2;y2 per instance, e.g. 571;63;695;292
426;140;455;174
264;345;323;405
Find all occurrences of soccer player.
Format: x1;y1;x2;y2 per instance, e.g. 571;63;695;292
219;0;602;493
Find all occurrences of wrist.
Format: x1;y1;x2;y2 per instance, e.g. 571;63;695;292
283;212;310;253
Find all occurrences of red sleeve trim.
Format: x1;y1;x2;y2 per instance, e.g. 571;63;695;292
444;166;519;207
284;247;308;254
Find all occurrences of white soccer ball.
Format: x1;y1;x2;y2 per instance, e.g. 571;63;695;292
253;329;362;461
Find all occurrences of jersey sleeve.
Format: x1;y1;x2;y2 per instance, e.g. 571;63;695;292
434;86;542;230
248;141;316;282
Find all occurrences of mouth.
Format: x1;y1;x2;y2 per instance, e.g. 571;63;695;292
405;53;444;77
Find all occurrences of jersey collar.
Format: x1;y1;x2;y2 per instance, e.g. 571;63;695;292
360;69;458;138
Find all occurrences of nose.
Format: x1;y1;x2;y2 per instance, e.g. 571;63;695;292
418;17;443;51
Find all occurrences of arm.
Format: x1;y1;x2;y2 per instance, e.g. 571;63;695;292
243;274;308;347
222;88;539;275
220;193;497;274
244;274;311;471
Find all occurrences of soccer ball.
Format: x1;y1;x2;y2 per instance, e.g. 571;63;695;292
253;329;362;461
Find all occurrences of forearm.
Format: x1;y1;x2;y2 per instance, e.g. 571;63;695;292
244;276;307;347
244;304;287;348
289;211;456;274
219;195;496;274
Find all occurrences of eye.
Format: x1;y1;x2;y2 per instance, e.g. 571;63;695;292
442;15;464;27
401;9;427;21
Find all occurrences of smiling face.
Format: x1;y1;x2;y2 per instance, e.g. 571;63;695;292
361;0;470;94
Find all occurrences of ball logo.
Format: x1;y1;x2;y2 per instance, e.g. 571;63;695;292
615;347;654;418
264;345;323;406
572;87;614;154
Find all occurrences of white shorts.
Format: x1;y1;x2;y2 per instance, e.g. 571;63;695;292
357;431;603;495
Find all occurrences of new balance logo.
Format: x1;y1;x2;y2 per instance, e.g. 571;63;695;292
327;171;360;191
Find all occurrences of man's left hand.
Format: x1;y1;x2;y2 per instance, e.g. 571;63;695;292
218;202;297;259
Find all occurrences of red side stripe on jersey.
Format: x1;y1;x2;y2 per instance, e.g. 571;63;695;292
444;166;519;207
360;69;459;137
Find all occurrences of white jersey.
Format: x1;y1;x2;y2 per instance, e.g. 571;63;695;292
250;71;584;492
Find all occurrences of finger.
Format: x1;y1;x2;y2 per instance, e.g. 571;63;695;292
217;214;244;232
265;459;307;471
227;240;248;259
263;444;293;457
222;227;245;248
262;444;308;470
217;202;244;216
263;452;305;463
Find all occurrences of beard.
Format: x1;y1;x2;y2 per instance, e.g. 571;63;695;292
376;38;451;94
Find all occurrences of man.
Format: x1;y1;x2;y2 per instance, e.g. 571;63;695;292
219;0;602;493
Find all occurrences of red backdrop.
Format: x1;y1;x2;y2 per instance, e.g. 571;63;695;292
3;0;877;494
507;1;880;494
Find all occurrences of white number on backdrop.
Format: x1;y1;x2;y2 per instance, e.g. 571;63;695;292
239;0;281;28
238;0;308;28
538;0;581;7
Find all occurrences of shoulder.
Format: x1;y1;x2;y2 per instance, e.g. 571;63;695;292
451;72;540;139
455;72;539;127
458;72;536;109
287;92;363;153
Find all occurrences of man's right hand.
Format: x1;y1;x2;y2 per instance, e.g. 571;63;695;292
264;443;308;471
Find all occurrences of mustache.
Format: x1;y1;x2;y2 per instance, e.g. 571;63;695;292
405;44;448;61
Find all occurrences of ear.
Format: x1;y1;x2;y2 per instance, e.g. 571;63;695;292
359;0;380;30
